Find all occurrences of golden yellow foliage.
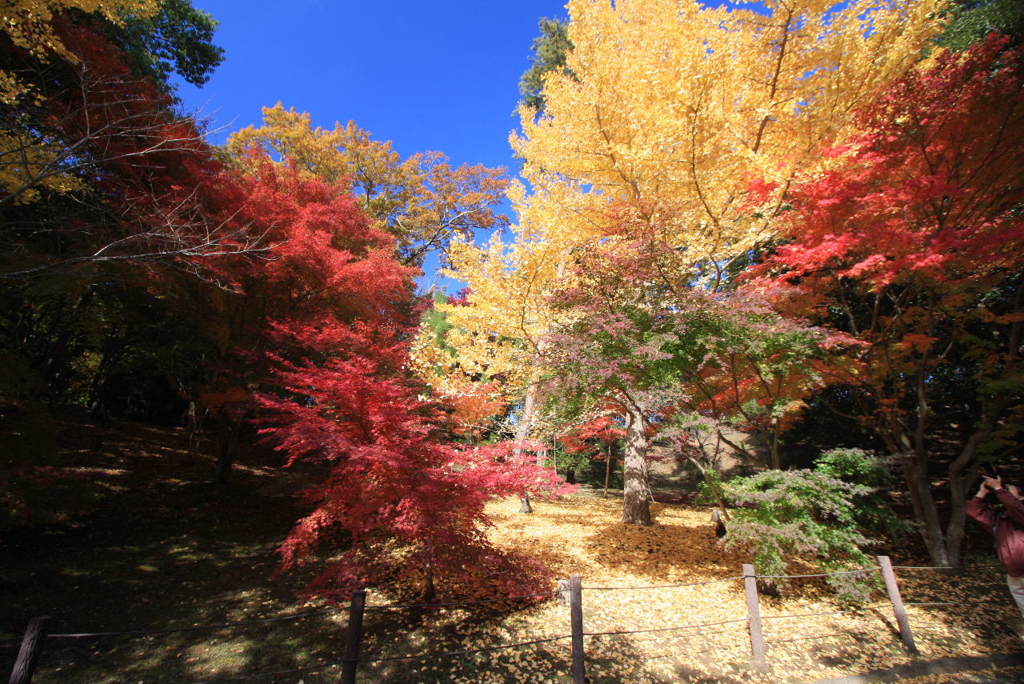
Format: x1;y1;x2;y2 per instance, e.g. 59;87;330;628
427;226;574;414
409;320;527;400
513;0;949;263
0;131;85;203
0;0;156;102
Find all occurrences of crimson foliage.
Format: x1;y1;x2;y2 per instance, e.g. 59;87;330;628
244;164;566;602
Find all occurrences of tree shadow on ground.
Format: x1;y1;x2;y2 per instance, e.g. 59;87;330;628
0;417;344;682
5;418;1022;682
0;418;660;683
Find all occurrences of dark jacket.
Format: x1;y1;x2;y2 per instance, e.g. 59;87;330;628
967;489;1024;577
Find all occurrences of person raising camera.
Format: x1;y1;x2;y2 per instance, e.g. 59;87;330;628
968;475;1024;617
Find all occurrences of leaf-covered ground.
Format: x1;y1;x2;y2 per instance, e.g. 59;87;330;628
2;419;1021;682
354;496;1023;683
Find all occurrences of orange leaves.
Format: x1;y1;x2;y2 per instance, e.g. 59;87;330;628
900;334;939;354
446;384;508;438
227;104;510;267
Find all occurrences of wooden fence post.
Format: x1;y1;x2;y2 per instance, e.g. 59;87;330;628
742;564;767;671
8;616;49;684
569;575;586;684
340;590;366;684
878;555;918;654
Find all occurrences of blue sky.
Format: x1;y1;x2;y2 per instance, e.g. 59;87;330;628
175;0;569;293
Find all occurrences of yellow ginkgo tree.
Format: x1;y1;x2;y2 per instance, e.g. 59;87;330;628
512;0;947;266
444;0;948;518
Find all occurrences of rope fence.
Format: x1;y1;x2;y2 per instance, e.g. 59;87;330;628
5;555;1009;684
358;634;572;663
363;592;554;612
47;608;336;639
584;576;744;590
756;568;878;579
206;665;317;682
761;611;846;621
583;617;750;639
905;600;992;607
765;631;847;645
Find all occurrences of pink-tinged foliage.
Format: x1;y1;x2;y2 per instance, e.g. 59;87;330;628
544;238;848;444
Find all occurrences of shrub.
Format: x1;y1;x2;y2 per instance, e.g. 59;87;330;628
814;448;910;539
718;469;878;603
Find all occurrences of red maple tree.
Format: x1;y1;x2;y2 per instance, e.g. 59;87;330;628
234;163;567;602
748;35;1024;566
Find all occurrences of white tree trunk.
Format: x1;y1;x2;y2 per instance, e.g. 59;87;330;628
514;381;542;513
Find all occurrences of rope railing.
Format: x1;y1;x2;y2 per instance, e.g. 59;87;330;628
904;600;992;607
363;592;554;611
40;592;556;641
47;608;336;639
584;576;744;590
358;634;572;663
761;611;845;621
202;665;318;682
765;631;846;645
583;617;749;639
25;564;938;645
755;568;877;579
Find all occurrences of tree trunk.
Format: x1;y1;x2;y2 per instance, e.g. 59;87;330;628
214;421;240;487
603;443;612;498
901;453;951;566
514;380;542;513
622;404;652;525
515;381;541;453
421;564;436;602
686;454;730;522
945;408;1003;568
769;423;781;470
945;468;971;570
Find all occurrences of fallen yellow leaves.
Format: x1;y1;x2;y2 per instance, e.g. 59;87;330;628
353;495;1021;683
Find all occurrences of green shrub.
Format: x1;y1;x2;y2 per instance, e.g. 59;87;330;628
814;448;911;539
719;469;878;603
